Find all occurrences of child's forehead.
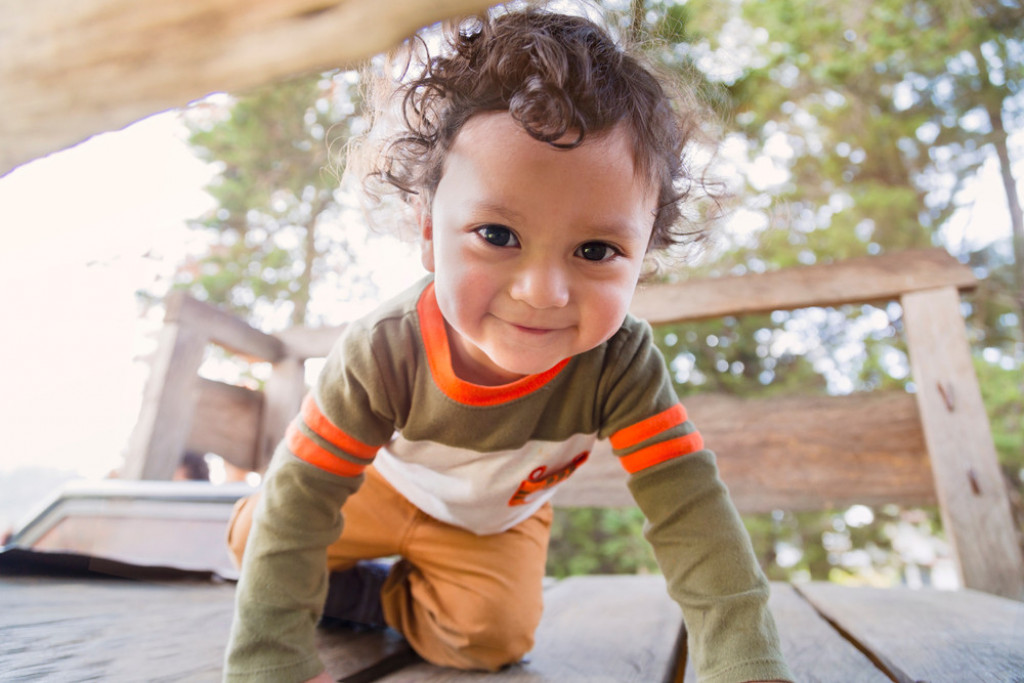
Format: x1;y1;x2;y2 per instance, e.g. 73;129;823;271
448;111;641;175
435;111;658;236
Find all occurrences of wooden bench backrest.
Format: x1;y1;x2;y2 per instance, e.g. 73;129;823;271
122;248;1024;598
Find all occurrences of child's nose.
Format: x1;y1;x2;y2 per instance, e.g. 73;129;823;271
508;259;570;309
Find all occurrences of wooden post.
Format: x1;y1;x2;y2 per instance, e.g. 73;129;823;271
901;286;1024;599
258;357;307;472
122;309;208;480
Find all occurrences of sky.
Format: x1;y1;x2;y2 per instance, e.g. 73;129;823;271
0;111;424;481
0;114;214;479
0;108;1017;483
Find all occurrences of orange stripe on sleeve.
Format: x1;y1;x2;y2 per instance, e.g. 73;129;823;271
618;431;705;474
301;394;379;460
286;423;367;478
610;404;688;451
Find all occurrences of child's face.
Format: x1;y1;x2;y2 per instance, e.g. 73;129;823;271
419;112;656;386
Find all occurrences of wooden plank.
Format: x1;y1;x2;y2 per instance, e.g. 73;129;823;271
796;582;1024;683
188;378;263;470
1;0;499;176
0;578;235;681
318;626;417;682
554;391;935;513
0;577;422;682
682;583;890;682
901;286;1024;599
169;292;286;363
258;357;308;471
767;583;890;683
122;320;208;480
631;248;976;324
376;575;684;682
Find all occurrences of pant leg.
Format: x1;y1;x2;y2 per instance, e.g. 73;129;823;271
226;467;553;671
226;466;412;571
226;494;257;569
381;502;553;671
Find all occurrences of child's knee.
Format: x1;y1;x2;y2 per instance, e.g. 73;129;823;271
226;493;260;568
446;592;541;670
469;620;535;670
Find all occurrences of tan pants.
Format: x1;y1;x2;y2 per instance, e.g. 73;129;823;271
227;466;552;671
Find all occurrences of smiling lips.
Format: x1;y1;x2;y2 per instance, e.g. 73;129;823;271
498;316;568;335
513;324;555;335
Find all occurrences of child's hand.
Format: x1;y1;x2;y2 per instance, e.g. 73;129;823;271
305;672;334;683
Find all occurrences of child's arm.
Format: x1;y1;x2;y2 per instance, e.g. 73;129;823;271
224;448;364;682
222;314;401;682
628;450;793;683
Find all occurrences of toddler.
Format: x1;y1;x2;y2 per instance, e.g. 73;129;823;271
224;6;792;683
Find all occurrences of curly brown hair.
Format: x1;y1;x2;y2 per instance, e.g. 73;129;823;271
358;6;720;252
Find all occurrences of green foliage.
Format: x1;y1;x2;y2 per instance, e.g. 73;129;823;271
547;507;659;577
964;241;1024;351
974;355;1024;471
745;505;948;586
176;72;365;330
165;0;1023;582
542;0;1024;583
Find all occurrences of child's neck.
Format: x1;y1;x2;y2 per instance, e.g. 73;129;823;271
445;321;527;386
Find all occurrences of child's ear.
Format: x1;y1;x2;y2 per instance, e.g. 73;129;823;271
417;207;436;273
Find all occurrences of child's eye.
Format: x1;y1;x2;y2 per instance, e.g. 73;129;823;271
476;225;519;248
576;242;618;262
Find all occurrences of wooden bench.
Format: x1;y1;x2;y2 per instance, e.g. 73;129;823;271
5;247;1021;681
2;569;1022;680
122;247;1024;597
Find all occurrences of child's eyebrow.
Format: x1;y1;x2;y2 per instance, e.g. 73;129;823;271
583;221;647;244
471;200;525;225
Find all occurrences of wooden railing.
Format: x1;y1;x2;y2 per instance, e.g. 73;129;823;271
122;247;1024;599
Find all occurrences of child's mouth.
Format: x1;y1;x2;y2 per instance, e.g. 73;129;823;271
512;324;556;335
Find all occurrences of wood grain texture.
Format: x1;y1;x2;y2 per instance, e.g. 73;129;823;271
122;321;208;480
0;578;235;682
168;292;285;362
901;286;1024;599
376;575;685;683
0;577;418;682
796;582;1024;683
3;576;1023;683
188;377;263;469
766;583;890;683
631;248;975;324
258;356;308;471
1;0;499;176
682;583;890;682
553;391;935;514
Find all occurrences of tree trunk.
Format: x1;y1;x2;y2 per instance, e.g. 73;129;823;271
974;43;1024;340
990;110;1024;339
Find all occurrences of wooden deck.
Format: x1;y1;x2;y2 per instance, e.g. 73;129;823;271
2;571;1021;682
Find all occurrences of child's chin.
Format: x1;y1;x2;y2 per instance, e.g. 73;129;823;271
495;356;564;378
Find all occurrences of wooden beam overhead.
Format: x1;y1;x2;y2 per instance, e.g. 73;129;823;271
0;0;499;176
632;248;977;324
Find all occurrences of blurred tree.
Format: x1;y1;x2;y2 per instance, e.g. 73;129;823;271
173;72;369;330
548;508;659;578
151;0;1020;581
551;0;1023;581
658;0;1023;582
